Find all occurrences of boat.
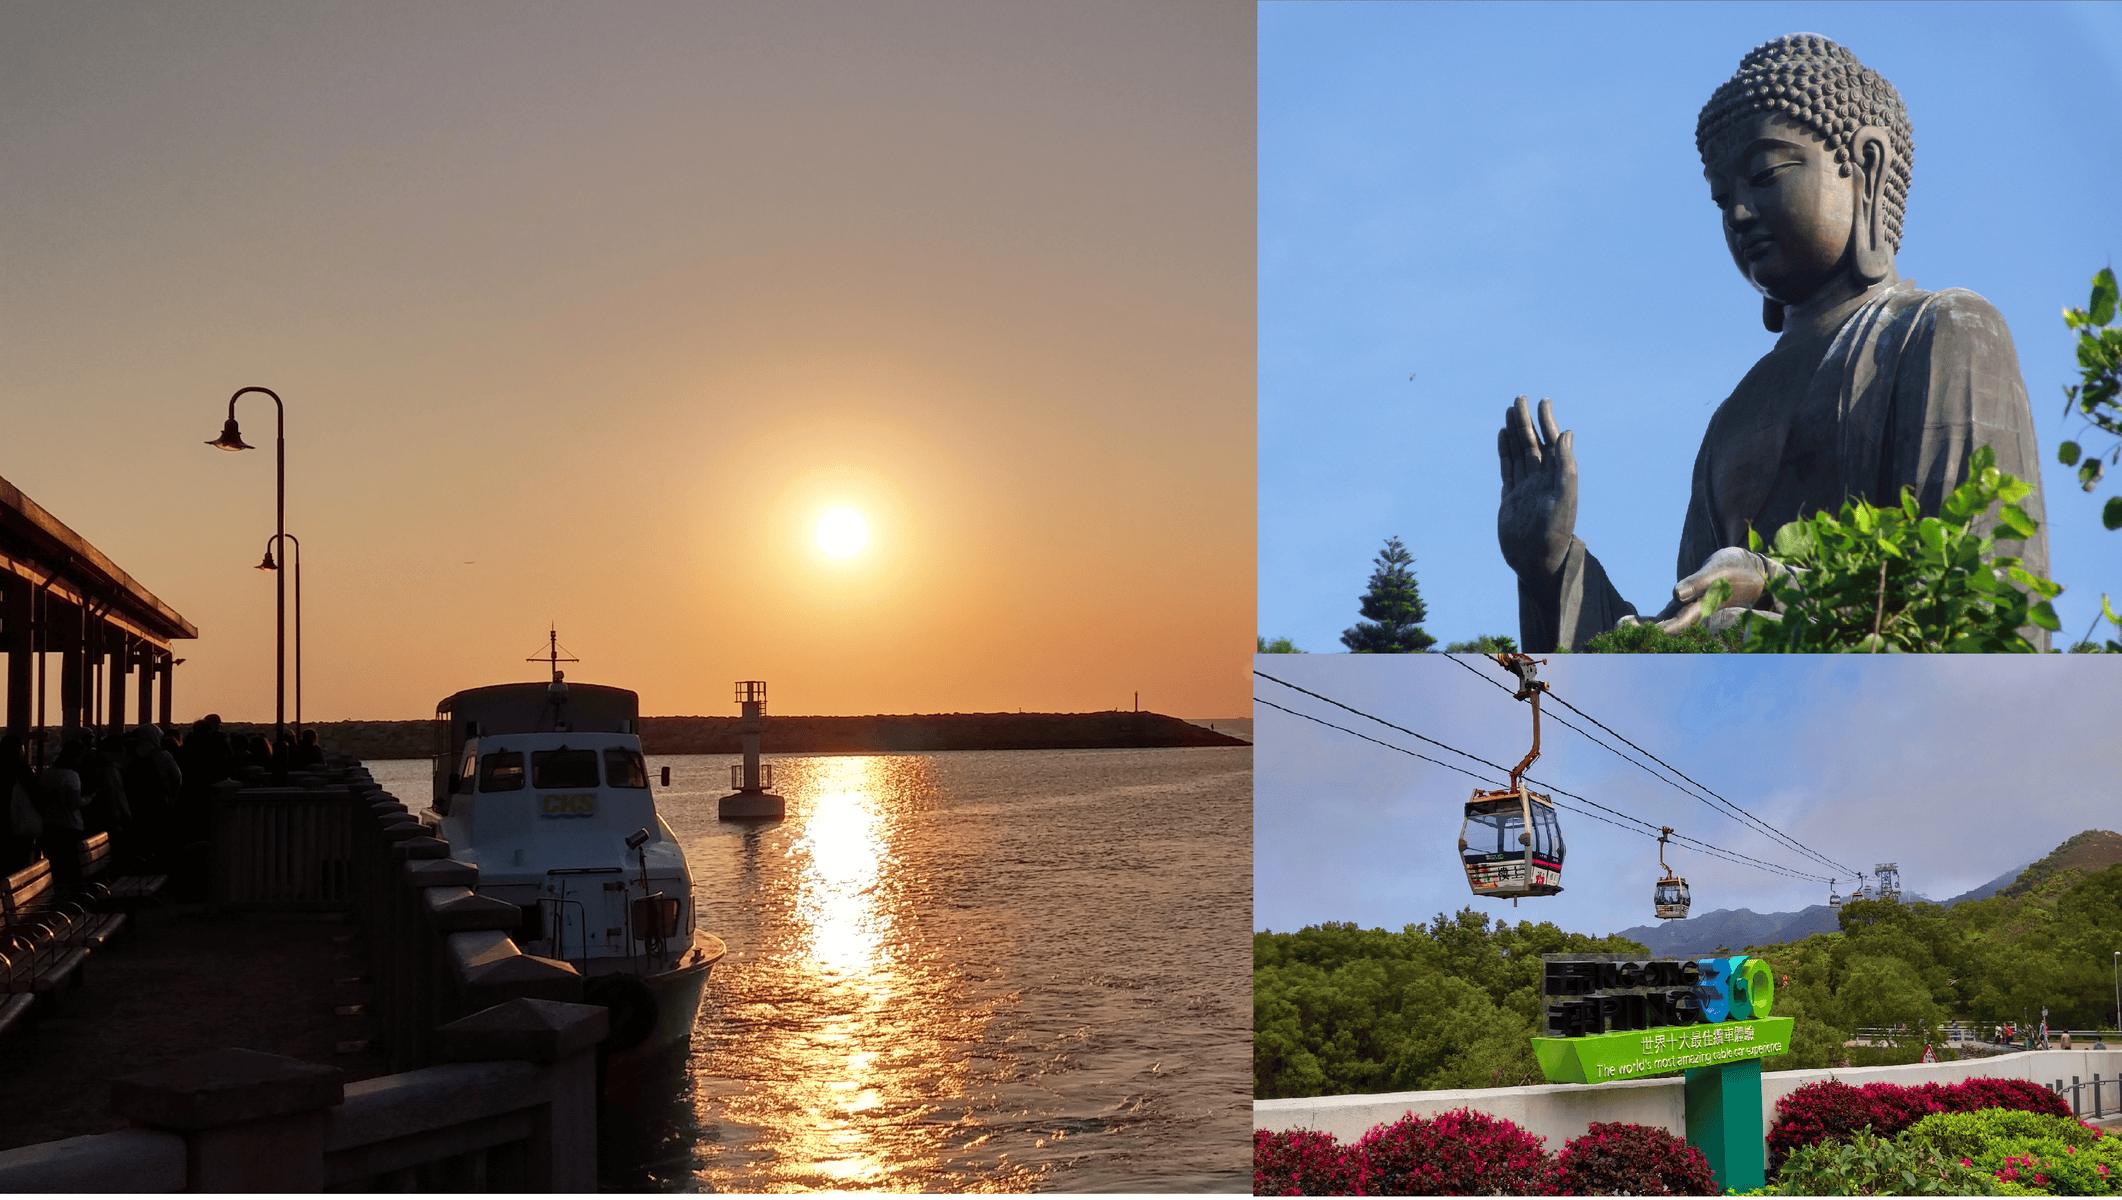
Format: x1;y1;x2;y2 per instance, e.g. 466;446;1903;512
422;657;724;1107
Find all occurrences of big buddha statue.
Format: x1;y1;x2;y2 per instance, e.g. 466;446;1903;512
1497;34;2048;650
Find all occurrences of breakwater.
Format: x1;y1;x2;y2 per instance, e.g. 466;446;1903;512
235;711;1248;762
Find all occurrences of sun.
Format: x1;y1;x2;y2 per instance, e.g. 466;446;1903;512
814;507;870;559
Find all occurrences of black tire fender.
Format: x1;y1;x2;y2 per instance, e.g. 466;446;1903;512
583;974;659;1052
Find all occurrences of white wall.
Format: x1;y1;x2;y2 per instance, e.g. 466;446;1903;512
1255;1049;2122;1152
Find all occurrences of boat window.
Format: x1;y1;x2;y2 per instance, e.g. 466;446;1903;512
604;747;648;789
1463;801;1526;860
480;750;526;792
532;747;600;789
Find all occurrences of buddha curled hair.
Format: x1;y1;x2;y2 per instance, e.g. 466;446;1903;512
1696;33;1914;251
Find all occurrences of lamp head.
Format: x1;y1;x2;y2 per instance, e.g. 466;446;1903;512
256;549;278;572
207;418;253;451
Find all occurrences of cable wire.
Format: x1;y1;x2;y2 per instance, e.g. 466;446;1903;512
1443;653;1855;877
1254;673;1832;884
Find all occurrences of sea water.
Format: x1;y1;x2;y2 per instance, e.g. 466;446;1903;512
367;746;1249;1192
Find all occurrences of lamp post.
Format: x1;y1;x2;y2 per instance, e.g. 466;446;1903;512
208;386;286;774
256;534;301;737
2112;950;2118;1039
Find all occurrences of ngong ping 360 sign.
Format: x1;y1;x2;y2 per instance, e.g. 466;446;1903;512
1529;953;1792;1084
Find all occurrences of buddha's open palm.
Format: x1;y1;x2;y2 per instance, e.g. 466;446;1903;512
1497;396;1578;579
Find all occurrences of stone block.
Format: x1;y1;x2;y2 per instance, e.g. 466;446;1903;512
113;1048;343;1130
403;857;476;889
423;887;522;932
435;998;610;1065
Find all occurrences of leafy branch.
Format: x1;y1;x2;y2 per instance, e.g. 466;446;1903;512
1734;445;2062;652
2056;266;2122;530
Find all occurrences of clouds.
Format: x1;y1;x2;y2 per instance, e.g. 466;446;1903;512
1254;655;2122;938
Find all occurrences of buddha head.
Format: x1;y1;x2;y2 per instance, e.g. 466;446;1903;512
1696;35;1914;329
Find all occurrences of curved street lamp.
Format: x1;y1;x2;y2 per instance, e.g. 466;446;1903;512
257;534;301;737
208;386;288;772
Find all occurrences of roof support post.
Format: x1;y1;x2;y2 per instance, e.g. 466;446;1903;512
3;573;29;742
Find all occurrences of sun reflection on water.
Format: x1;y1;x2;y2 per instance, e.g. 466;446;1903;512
791;758;890;976
682;755;1041;1192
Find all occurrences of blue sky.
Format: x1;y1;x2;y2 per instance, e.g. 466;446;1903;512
1260;1;2122;652
1253;653;2122;937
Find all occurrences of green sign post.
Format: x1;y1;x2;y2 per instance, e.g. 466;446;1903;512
1533;954;1787;1193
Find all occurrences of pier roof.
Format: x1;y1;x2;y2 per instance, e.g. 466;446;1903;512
0;473;197;648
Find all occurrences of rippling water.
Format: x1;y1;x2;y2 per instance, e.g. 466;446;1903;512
368;746;1250;1192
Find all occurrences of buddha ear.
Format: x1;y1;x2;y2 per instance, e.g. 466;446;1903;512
1762;297;1784;333
1849;125;1895;285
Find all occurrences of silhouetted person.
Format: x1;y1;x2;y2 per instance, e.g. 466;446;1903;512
122;725;183;872
291;728;325;770
38;732;92;891
83;733;131;837
1;732;40;873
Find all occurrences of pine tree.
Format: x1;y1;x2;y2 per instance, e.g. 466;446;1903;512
1340;536;1436;653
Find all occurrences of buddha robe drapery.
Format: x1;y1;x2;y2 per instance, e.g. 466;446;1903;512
1521;281;2049;651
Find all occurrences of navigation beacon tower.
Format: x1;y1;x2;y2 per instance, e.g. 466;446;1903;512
717;680;786;819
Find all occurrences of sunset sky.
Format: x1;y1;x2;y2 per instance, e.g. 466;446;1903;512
3;1;1253;721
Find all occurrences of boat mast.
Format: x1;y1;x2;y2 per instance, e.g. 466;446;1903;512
528;625;578;683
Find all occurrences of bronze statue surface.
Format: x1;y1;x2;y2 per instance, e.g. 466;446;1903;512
1496;34;2048;650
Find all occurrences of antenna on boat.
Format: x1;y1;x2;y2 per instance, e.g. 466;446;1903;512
527;625;579;684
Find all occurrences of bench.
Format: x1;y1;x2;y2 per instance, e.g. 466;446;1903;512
5;857;123;951
0;919;87;997
77;832;165;910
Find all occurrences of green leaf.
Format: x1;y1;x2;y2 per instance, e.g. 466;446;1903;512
2105;496;2122;531
1994;503;2037;540
2092;266;2119;327
2058;440;2081;466
2030;600;2061;631
2079;458;2104;491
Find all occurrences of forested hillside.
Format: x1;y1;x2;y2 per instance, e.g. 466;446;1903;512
1255;832;2122;1101
1252;911;1649;1099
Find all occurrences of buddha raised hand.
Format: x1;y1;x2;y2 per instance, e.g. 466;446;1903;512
1495;33;2048;650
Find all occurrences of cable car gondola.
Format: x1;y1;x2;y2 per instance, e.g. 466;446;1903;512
1460;654;1564;901
1653;826;1690;919
1827;879;1843;909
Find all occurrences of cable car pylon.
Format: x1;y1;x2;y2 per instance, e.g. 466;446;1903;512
1459;654;1565;904
1653;826;1691;919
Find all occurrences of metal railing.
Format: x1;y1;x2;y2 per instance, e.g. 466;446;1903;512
2052;1073;2115;1120
729;761;774;789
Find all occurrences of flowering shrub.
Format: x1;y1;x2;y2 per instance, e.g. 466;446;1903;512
1978;1141;2122;1196
1949;1078;2073;1120
1768;1077;2076;1171
1554;1121;1717;1195
1253;1128;1366;1196
1355;1108;1556;1196
1904;1110;2105;1162
1768;1081;1937;1171
1766;1126;2002;1195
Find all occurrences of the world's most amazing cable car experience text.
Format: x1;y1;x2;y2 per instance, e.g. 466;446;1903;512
1460;654;1564;902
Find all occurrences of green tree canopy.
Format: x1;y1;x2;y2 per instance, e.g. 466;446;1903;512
1340;535;1437;653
